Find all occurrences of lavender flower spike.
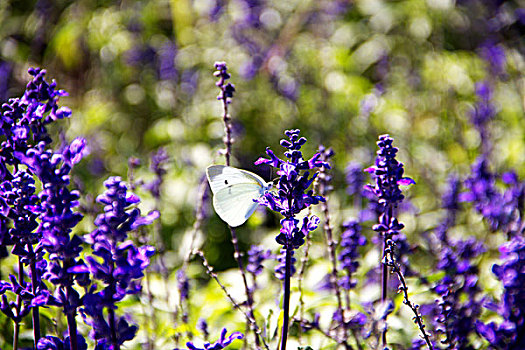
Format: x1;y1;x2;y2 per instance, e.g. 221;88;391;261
255;129;327;350
81;176;158;350
365;135;432;349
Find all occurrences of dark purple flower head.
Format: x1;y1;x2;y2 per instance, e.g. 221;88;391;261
214;62;235;104
1;68;71;180
125;44;156;68
186;328;244;350
255;130;327;248
364;135;415;210
469;81;496;155
442;175;461;214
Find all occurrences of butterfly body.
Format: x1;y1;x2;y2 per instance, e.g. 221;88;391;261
206;165;271;227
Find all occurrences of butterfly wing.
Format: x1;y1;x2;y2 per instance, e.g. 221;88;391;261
206;165;269;227
206;165;268;193
213;183;264;227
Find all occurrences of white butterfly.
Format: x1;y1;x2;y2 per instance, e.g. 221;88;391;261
206;165;272;227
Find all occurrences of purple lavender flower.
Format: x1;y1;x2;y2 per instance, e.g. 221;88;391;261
0;61;12;102
364;135;431;348
433;237;485;349
346;162;366;197
338;220;367;290
246;245;272;276
255;129;326;248
364;135;415;209
460;157;520;231
1;68;71;179
185;328;243;350
364;134;415;270
81;176;158;349
0;68;84;347
177;269;190;301
470;81;496;156
157;40;178;81
477;235;525;348
197;318;209;341
480;42;506;76
144;147;170;199
214;62;235;104
124;44;156;69
441;175;461;227
255;129;326;350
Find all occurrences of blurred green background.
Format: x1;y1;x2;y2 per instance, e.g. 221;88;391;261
0;0;524;348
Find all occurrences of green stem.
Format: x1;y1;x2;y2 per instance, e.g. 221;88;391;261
280;247;292;350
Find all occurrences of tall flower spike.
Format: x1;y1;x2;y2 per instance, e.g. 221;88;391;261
338;220;367;291
430;175;485;348
0;68;83;348
255;129;326;350
365;135;432;349
255;129;327;243
81;176;158;349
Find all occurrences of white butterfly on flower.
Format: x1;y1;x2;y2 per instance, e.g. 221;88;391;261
206;165;272;227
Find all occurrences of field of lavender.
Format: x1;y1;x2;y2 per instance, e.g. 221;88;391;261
1;0;524;349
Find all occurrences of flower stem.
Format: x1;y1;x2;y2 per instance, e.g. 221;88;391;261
27;244;41;347
196;250;269;350
66;305;79;350
30;261;41;347
13;258;23;350
108;306;119;350
281;246;292;350
381;205;394;347
13;321;20;350
230;226;262;349
385;243;433;350
381;234;388;347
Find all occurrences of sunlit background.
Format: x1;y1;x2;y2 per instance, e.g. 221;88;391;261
0;0;524;348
